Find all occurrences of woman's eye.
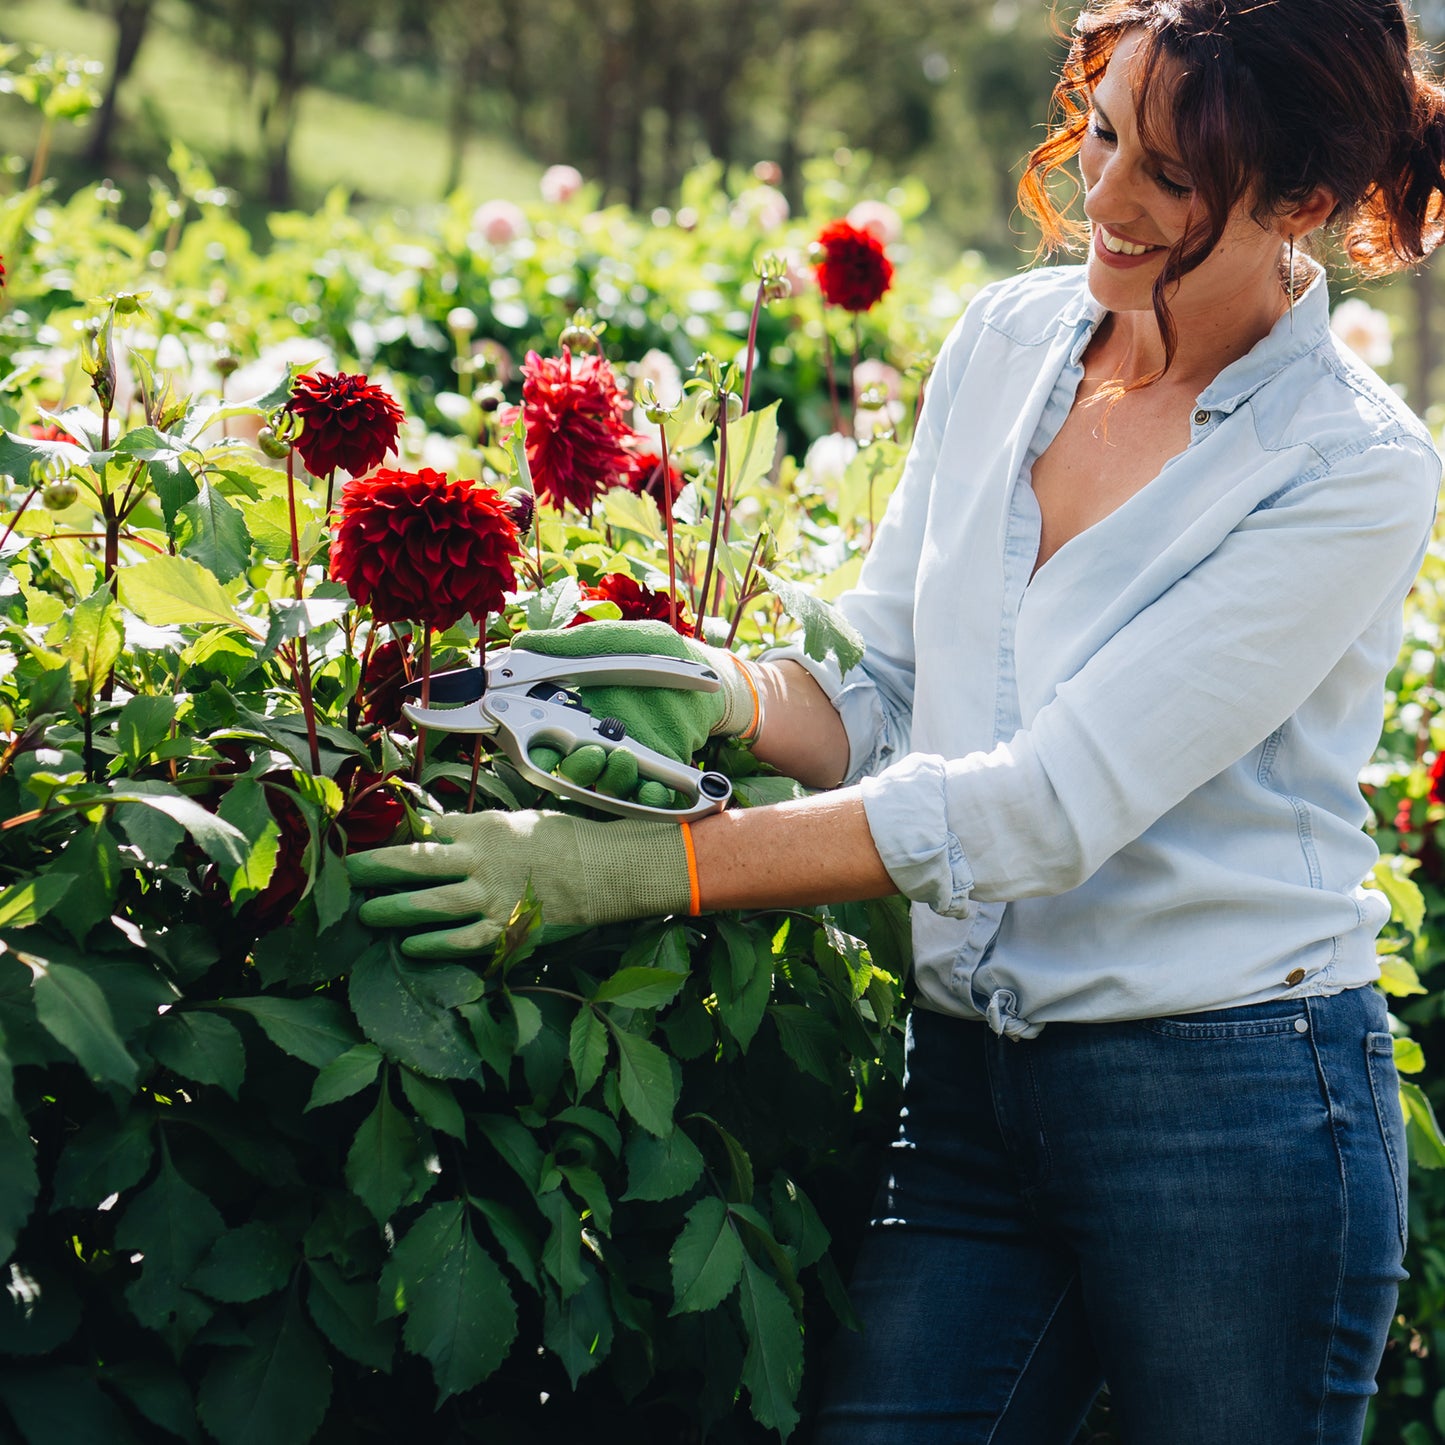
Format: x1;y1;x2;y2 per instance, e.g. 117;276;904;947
1156;173;1193;199
1087;118;1117;144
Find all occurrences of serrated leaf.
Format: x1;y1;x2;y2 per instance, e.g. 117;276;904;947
312;847;351;934
191;1222;294;1303
1377;953;1427;997
670;1196;743;1314
1371;856;1426;934
349;942;481;1080
221;995;360;1068
718;402;779;502
30;959;138;1088
623;1124;706;1202
115;1154;225;1345
0;1117;38;1263
592;966;688;1010
473;1114;545;1191
769;1004;840;1084
605;1023;678;1137
114;694;178;768
62;586;125;700
101;1361;200;1444
0;875;74;928
53;1106;154;1209
306;1043;383;1111
304;1258;396;1373
521;575;582;630
148;1011;246;1098
737;1252;803;1436
196;1294;332;1445
755;564;864;674
471;1197;541;1290
344;1078;429;1224
176;483;252;583
539;1188;586;1298
569;1007;608;1095
399;1069;466;1140
0;1261;79;1359
0;1365;143;1445
214;776;281;907
711;919;773;1050
382;1200;517;1405
116;555;258;636
543;1266;614;1385
107;782;251;873
693;1113;755;1205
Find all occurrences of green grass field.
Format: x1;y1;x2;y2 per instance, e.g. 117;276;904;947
0;0;540;215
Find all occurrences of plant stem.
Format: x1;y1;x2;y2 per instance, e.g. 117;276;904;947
821;307;842;435
741;284;765;414
28;118;53;190
0;484;41;552
656;416;679;632
286;449;321;773
412;631;432;783
697;403;730;624
723;531;767;650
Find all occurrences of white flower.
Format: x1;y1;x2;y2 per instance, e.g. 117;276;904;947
470;200;528;248
730;185;790;233
540;165;584;205
802;432;859;491
847;199;903;247
1330;298;1392;368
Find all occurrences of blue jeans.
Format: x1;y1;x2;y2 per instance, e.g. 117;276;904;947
812;986;1408;1445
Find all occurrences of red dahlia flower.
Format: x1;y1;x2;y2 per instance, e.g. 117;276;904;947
330;467;522;632
569;573;696;638
1429;749;1445;807
289;370;405;480
812;220;894;313
619;445;685;512
336;761;406;851
359;637;409;727
508;348;636;511
28;423;76;444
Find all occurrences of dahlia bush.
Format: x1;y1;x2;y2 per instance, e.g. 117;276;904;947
0;91;1438;1445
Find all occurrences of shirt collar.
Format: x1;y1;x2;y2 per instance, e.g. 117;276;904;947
1058;259;1332;412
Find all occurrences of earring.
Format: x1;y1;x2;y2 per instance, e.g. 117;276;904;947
1286;234;1296;330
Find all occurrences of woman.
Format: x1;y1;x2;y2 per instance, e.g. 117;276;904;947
349;1;1445;1437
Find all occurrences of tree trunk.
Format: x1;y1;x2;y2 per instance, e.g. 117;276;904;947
262;11;302;208
84;0;155;168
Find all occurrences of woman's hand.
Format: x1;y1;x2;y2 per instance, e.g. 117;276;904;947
345;808;693;958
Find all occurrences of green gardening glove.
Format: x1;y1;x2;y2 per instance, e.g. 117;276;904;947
346;808;692;958
512;620;757;806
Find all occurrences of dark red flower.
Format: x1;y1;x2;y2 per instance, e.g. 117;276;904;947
506;348;636;511
359;637;409;727
330;467;522;632
569;572;696;638
288;370;406;480
619;444;686;512
812;220;894;313
1;256;7;289
336;761;406;852
1429;751;1445;807
245;789;310;933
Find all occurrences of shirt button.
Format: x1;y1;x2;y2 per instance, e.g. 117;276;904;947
1285;968;1306;986
1192;408;1211;426
1293;1018;1309;1034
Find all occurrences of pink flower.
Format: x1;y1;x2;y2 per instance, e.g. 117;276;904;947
470;199;528;248
847;199;904;247
540;165;584;205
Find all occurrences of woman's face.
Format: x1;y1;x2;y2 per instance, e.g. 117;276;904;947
1079;29;1288;326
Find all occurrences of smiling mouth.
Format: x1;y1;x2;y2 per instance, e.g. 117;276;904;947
1100;229;1163;256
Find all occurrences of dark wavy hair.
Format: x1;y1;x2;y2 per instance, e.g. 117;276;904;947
1019;0;1445;374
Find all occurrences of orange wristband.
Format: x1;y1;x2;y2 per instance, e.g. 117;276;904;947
679;821;701;915
735;657;762;741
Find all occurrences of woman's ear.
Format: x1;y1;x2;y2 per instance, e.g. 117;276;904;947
1282;186;1337;238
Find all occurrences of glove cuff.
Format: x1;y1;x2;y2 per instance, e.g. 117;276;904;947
571;817;696;920
702;647;762;740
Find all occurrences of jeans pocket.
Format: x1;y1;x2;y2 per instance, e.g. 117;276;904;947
1138;998;1309;1040
1365;1031;1409;1253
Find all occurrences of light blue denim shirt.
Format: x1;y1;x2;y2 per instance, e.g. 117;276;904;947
783;263;1441;1037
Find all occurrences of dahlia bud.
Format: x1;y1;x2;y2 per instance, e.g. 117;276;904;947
699;390;743;426
636;379;681;427
112;291;146;316
503;485;535;538
80;321;116;414
473;381;506;414
258;406;302;459
446;307;478;340
558;308;605;353
41;477;79;510
756;252;792;304
256;427;291;459
215;351;240;378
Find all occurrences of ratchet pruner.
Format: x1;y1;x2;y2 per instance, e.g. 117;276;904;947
399;646;734;821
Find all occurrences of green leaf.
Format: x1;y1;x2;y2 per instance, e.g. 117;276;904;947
521;575;582;630
150;456;201;531
719;402;780;502
116;555;257;636
46;822;121;943
148;1011;246;1098
569;1007;609;1096
221;996;360;1068
543;1266;614;1385
0;1261;81;1358
115;1153;225;1346
100;1361;200;1444
196;1294;332;1445
107;783;252;874
670;1196;743;1314
215;777;280;907
191;1223;294;1303
736;1253;803;1436
0;875;74;929
1395;1036;1426;1074
1378;953;1427;997
305;1258;396;1373
539;1189;586;1298
113;695;177;769
755;563;864;674
620;922;693;975
592;966;688;1010
176;483;252;584
306;1043;383;1111
623;1124;706;1202
0;1366;143;1445
769;1004;840;1084
693;1113;755;1205
312;847;351;935
349;942;481;1080
62;586;125;701
1402;1080;1445;1169
605;1022;679;1137
1370;855;1426;935
30;958;139;1088
399;1069;466;1140
770;1174;831;1269
52;1106;154;1209
0;1117;38;1264
345;1077;430;1224
381;1200;517;1405
712;918;773;1050
470;1197;541;1290
473;1114;545;1192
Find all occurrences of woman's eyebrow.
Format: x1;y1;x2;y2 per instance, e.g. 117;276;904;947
1091;98;1114;127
